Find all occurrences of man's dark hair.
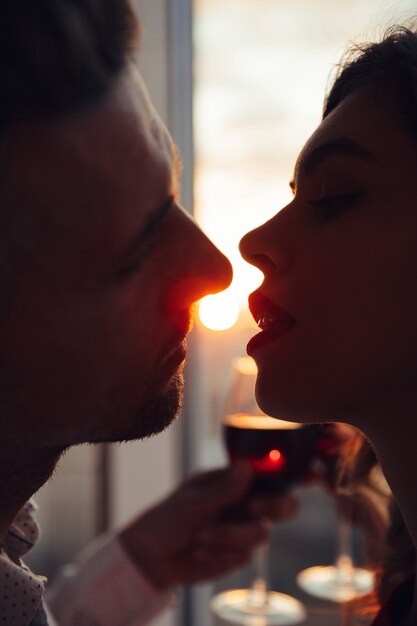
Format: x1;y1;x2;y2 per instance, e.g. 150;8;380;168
0;0;139;130
323;25;417;139
0;1;139;310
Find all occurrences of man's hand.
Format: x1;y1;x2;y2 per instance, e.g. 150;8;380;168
119;464;297;591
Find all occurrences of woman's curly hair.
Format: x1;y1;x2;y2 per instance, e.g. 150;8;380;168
324;25;417;141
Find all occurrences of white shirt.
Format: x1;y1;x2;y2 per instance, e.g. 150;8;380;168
0;501;172;626
0;501;48;625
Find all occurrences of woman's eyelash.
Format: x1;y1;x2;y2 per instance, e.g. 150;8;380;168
309;193;363;219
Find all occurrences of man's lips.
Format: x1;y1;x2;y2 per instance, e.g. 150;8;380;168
158;337;187;382
170;307;194;336
161;339;187;372
247;291;296;355
160;309;193;374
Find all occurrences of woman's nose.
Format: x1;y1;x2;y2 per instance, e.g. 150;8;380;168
239;216;291;277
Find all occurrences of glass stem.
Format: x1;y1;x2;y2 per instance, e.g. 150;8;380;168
335;498;354;586
249;541;269;608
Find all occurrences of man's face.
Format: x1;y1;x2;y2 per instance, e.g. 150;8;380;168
0;65;232;447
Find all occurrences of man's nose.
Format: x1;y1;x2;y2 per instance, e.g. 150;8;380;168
166;233;233;312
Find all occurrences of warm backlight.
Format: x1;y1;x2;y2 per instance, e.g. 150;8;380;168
199;291;240;331
233;357;258;377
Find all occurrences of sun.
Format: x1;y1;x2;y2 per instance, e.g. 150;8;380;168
197;257;263;332
198;291;240;331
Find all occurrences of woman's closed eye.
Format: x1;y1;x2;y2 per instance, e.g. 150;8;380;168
309;192;365;220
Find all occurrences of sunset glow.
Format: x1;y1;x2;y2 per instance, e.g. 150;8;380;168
197;254;263;331
198;290;240;331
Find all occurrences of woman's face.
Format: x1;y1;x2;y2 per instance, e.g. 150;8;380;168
240;86;417;428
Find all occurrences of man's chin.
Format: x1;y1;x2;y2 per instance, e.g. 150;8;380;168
108;372;184;443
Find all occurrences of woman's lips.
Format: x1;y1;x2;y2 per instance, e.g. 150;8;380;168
247;291;296;356
247;326;294;355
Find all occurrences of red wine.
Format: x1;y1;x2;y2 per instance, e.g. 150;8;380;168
223;414;317;493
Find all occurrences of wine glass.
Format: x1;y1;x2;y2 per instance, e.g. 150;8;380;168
210;357;316;626
296;425;375;603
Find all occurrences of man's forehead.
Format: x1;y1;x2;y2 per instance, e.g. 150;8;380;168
16;65;171;157
11;66;173;174
0;65;181;265
111;66;175;161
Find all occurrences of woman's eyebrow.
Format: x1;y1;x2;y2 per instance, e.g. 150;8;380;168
290;136;377;188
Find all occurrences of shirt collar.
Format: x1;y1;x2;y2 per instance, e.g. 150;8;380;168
4;500;41;562
0;500;47;626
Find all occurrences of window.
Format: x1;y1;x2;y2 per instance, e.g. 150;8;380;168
192;3;414;623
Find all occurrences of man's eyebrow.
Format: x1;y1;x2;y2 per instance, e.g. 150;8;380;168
290;137;377;189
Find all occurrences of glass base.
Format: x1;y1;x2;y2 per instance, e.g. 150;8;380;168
297;565;375;602
210;588;307;625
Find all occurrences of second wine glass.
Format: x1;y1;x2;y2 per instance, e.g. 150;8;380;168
296;425;375;603
210;357;316;626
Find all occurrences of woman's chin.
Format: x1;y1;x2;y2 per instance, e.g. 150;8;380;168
255;381;339;425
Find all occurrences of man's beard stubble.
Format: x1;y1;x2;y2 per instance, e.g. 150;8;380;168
0;360;184;447
106;370;184;443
